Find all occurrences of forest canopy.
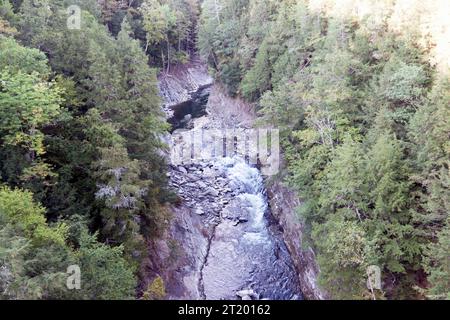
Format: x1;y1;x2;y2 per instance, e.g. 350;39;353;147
198;0;449;299
0;0;448;300
0;0;187;299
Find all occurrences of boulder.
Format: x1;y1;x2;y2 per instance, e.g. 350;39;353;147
206;188;219;197
197;181;207;189
187;174;200;182
236;289;254;298
236;289;260;300
178;166;187;174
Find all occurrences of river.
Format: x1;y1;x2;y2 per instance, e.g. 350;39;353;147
198;157;302;300
162;64;303;299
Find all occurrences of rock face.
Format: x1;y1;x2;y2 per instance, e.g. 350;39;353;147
266;181;328;300
158;60;213;130
143;203;207;299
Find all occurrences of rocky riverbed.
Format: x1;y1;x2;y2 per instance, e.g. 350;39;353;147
142;61;324;300
168;157;302;300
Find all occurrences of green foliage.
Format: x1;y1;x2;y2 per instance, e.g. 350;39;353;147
0;36;60;181
312;216;368;299
0;0;173;300
94;145;146;261
198;0;248;95
0;36;49;75
0;70;62;157
258;82;304;133
0;186;67;245
0;0;447;301
72;229;137;300
142;276;166;300
241;40;271;101
200;0;448;299
0;186;71;299
423;219;450;300
139;0;199;69
0;223;71;299
409;79;450;227
409;79;450;300
140;0;172;46
0;186;136;300
378;58;427;104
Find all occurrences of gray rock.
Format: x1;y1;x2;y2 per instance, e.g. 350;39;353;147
238;216;248;223
197;181;207;189
202;167;215;178
187;174;200;182
183;114;192;122
206;188;219;197
236;289;255;298
185;183;197;188
216;177;227;185
178;166;187;174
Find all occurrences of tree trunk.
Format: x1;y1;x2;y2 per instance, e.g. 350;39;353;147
166;35;170;73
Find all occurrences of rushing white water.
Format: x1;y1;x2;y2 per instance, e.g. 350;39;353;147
219;158;269;234
200;157;302;300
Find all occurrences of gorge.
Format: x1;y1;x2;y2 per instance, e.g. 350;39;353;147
1;0;447;301
142;62;324;300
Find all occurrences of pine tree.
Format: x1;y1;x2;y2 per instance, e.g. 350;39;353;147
423;218;450;300
0;69;63;185
241;40;272;101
